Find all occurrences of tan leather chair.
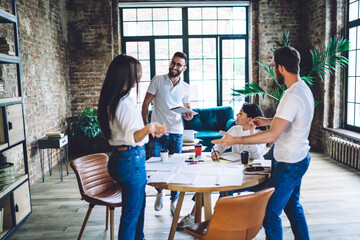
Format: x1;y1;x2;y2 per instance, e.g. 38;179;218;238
185;187;275;240
70;153;122;240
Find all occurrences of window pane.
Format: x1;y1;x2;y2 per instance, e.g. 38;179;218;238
355;103;360;126
203;8;217;20
168;21;182;35
155;39;169;59
218;20;232;34
356;77;360;102
123;9;136;21
233;20;246;34
169;8;182;20
203;21;217;34
137;9;152;21
233;7;246;20
189;38;203;58
155;60;169;76
222;59;234;80
218;8;232;19
347;103;355;125
154;21;168;35
349;27;357;50
189;60;203;80
123;22;137;36
153;8;167;20
169;39;183;57
188;21;202;35
203;59;216;80
188;8;201;20
348;50;356;77
349;1;359;22
348;77;356;102
203;38;216;58
138;22;152;36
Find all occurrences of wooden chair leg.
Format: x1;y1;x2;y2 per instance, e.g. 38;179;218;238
78;203;95;240
110;207;115;240
105;206;109;230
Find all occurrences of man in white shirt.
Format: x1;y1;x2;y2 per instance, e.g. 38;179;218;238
212;46;314;240
142;52;193;215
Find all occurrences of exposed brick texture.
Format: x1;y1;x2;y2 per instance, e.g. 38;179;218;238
0;0;349;184
16;0;70;183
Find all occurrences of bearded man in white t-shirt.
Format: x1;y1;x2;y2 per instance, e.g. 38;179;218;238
212;46;314;240
142;52;193;215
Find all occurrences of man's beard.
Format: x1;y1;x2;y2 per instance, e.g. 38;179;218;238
169;68;181;78
275;68;284;85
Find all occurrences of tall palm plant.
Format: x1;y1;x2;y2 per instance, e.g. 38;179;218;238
232;32;349;103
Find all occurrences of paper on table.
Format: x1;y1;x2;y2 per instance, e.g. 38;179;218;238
146;157;162;163
168;174;197;184
170;106;198;115
220;152;242;161
148;172;175;183
251;159;272;167
145;162;179;172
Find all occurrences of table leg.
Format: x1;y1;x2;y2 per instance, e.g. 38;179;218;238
168;191;185;240
203;192;212;221
65;144;69;175
58;148;63;182
195;193;203;223
48;149;52;175
40;149;44;182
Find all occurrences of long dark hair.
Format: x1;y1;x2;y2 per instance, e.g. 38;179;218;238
98;54;142;140
242;103;266;130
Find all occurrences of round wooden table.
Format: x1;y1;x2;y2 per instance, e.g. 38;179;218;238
148;174;268;240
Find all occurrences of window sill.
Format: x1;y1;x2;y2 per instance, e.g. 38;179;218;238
323;128;360;141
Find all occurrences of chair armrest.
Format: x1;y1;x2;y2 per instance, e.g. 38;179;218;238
225;119;236;131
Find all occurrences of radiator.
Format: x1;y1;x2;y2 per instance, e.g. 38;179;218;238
329;136;360;170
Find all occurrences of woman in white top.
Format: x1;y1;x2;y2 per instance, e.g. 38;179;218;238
211;102;266;160
98;55;166;240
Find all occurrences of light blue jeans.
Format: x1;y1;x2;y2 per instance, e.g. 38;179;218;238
108;146;146;240
149;134;183;201
263;153;311;240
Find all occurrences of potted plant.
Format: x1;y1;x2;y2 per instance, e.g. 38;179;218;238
232;32;349;105
68;107;110;156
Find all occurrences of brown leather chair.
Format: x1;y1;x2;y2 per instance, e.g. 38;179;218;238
185;187;275;240
70;153;122;240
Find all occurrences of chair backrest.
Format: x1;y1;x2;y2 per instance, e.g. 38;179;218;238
204;187;275;240
70;153;117;200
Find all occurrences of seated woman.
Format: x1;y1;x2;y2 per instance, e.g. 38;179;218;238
211;102;266;161
177;102;266;230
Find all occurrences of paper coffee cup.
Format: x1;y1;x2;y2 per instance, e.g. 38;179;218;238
160;149;169;162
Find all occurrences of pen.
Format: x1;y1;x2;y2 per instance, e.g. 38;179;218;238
212;146;219;161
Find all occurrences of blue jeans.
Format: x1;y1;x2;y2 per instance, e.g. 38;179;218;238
149;134;183;201
108;146;146;240
263;153;311;240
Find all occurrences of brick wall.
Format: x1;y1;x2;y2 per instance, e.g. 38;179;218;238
251;0;304;117
16;0;71;183
67;0;119;116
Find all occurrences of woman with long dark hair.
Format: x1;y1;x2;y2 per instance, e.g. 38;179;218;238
98;54;166;240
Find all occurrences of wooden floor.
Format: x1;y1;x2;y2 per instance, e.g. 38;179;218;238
7;152;360;240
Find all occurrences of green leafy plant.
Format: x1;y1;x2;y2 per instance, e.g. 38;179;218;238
232;32;349;103
68;107;111;155
69;107;101;142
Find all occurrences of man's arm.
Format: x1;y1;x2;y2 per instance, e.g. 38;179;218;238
182;102;193;121
253;117;273;127
211;117;291;146
141;92;155;125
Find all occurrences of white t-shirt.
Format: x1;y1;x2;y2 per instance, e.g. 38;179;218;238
108;95;148;147
147;74;190;134
214;125;266;159
274;80;314;163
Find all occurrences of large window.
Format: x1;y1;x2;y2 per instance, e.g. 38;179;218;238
347;0;360;131
120;3;248;114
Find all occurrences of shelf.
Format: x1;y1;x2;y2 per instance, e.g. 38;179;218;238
0;53;18;64
0;174;27;199
0;98;21;106
0;9;16;24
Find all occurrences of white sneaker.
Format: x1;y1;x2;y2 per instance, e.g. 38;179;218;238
170;201;176;215
154;192;164;211
177;214;195;229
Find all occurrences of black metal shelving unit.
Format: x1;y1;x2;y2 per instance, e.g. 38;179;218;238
0;1;31;239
